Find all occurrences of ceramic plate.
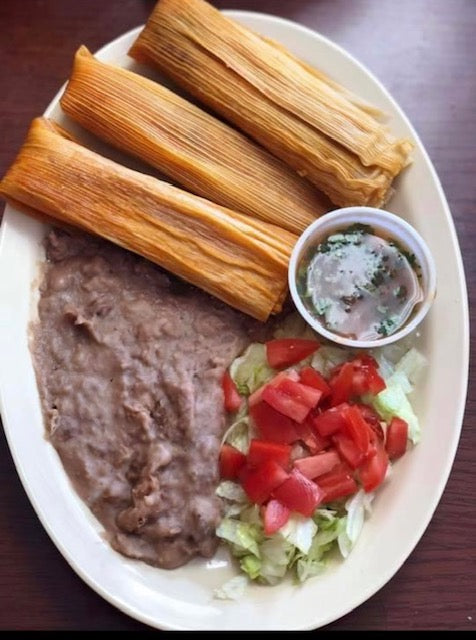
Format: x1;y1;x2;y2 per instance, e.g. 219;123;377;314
0;12;469;630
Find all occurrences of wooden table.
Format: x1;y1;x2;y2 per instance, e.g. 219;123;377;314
0;0;474;631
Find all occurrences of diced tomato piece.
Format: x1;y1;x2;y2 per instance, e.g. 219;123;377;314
341;404;371;455
249;401;299;444
311;403;350;436
317;466;358;503
248;439;291;469
274;377;322;409
261;385;311;423
329;357;386;405
222;370;242;412
355;404;384;439
240;460;289;505
265;338;320;369
385;417;408;460
273;469;323;517
329;361;355;405
219;444;246;480
263;499;290;535
294;417;331;453
248;370;299;407
359;442;389;492
333;431;365;469
293;449;340;479
299;366;331;398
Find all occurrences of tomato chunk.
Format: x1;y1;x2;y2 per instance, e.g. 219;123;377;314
293;450;340;479
359;443;389;492
332;431;365;469
249;401;299;444
273;469;323;517
312;403;349;436
240;460;289;505
299;366;331;398
263;499;290;535
341;404;371;455
219;444;246;480
248;370;299;408
222;370;242;412
266;338;320;369
274;377;322;409
355;403;385;441
317;465;358;503
329;357;386;406
248;439;291;469
261;386;311;423
385;417;408;460
294;417;331;453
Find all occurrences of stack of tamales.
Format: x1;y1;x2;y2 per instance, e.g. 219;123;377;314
0;0;413;321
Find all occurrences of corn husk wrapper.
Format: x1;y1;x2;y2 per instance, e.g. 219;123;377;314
0;118;297;321
129;0;413;207
60;46;329;234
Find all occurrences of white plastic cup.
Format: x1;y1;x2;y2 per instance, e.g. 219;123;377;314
288;207;437;349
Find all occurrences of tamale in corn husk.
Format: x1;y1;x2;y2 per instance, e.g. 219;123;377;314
260;36;385;121
129;0;413;208
60;46;329;234
0;118;297;321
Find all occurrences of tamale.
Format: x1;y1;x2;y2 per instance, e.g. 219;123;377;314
0;118;297;321
60;46;329;234
129;0;413;208
260;36;385;121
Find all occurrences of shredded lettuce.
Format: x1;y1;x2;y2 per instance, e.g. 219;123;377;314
216;340;425;595
280;514;317;554
371;371;421;443
214;575;248;600
216;480;247;503
311;344;350;377
216;518;262;558
229;343;274;395
221;416;252;453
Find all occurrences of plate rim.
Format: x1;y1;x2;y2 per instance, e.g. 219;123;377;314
0;10;470;631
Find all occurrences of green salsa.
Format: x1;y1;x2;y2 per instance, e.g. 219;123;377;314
297;224;423;341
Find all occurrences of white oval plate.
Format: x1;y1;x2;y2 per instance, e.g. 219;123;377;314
0;12;469;631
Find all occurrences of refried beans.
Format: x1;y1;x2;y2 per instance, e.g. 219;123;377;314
32;229;260;569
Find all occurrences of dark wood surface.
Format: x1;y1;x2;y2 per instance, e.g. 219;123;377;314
0;0;474;631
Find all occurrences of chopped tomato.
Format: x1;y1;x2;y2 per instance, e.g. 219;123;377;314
385;417;408;460
341;404;371;455
274;377;322;409
329;361;355;405
332;431;365;469
249;401;298;444
294;417;331;453
293;449;340;479
261;385;311;423
317;465;358;503
219;444;246;480
329;357;386;406
248;439;291;469
265;338;320;369
299;366;331;398
273;469;323;517
240;459;289;504
355;403;385;441
248;370;299;407
222;370;242;412
359;442;389;492
263;499;290;535
311;403;350;437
